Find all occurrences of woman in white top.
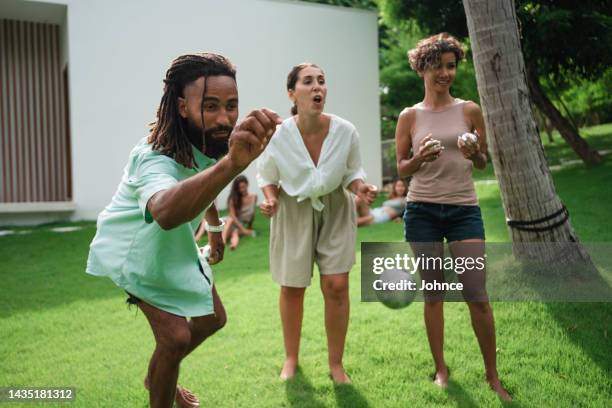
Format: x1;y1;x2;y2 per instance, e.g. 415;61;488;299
257;63;377;383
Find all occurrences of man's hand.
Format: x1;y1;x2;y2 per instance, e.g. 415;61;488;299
260;197;279;218
207;231;225;265
357;183;378;206
228;108;282;169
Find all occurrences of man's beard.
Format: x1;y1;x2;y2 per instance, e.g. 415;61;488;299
185;119;231;160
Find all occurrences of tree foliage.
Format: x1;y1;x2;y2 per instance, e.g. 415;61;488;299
380;0;611;79
379;0;468;37
518;1;612;83
379;0;612;123
302;0;485;142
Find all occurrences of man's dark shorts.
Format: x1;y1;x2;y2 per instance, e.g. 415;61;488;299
126;291;141;306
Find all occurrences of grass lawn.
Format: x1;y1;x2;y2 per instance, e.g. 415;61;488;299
1;125;611;407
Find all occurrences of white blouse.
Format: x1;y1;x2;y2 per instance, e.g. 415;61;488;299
256;114;366;211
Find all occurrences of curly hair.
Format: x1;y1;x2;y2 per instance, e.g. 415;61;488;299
408;33;465;73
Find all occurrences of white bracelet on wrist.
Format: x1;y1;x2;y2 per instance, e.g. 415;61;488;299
205;220;225;233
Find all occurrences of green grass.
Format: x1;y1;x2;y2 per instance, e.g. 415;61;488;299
472;122;612;182
474;122;612;242
540;123;612;166
1;125;611;407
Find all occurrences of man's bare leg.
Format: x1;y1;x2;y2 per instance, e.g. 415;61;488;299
186;286;227;355
138;301;193;408
139;286;226;407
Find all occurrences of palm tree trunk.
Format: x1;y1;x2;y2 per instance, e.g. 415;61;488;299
525;67;602;165
462;0;591;265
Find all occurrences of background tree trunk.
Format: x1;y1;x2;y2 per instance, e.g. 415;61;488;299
462;0;591;265
534;108;553;143
525;67;602;165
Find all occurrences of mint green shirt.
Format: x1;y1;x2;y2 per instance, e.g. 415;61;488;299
86;137;216;317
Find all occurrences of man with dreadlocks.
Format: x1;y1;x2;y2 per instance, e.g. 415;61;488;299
86;53;280;408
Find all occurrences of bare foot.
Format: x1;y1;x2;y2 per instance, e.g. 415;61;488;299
329;365;352;384
279;359;298;380
144;377;200;407
432;366;449;387
487;378;512;401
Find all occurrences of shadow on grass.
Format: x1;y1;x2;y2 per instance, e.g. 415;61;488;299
445;379;480;408
333;382;371;408
284;367;325;408
544;303;612;375
487;251;612;375
477;167;612;376
446;379;522;407
513;254;612;375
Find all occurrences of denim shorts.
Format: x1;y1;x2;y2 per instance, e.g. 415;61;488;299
403;202;485;243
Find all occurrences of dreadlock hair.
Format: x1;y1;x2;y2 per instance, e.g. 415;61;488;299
228;175;248;216
148;53;236;168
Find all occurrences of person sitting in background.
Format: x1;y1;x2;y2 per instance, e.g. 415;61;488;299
195;175;257;249
223;175;257;249
356;178;408;226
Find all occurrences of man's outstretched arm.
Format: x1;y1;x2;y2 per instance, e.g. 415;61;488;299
149;108;281;230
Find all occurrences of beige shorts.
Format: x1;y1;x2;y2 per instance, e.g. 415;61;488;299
270;187;357;287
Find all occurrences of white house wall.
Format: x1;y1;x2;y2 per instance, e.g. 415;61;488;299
2;0;381;223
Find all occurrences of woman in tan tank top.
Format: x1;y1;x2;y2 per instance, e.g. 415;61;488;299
395;33;511;401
